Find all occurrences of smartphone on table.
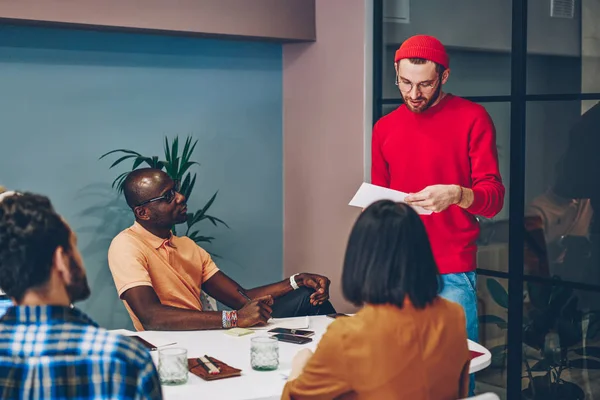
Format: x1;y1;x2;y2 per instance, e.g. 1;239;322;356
268;328;314;337
131;335;157;351
272;333;313;345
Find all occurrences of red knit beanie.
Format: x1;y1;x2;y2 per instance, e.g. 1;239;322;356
394;35;449;69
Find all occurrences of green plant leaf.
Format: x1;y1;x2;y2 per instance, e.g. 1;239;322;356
527;282;551;309
112;171;130;190
180;172;191;191
181;136;198;166
531;359;552;371
202;191;218;213
585;311;600;340
573;346;600;358
207;216;230;229
186;138;198;163
164;137;171;164
174;137;181;178
487;278;509;309
179;161;199;177
479;314;508;329
188;232;214;243
109;154;138;169
172;136;179;172
489;344;506;368
99;149;141;160
191;208;205;226
182;136;192;162
116;174;130;193
186;213;195;229
150;156;162;169
132;156;152;170
180;172;196;201
570;358;600;369
525;354;542;361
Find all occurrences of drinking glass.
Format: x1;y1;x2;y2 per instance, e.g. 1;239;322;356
158;347;188;385
251;336;279;371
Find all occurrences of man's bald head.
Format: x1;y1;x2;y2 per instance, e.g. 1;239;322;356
122;168;172;208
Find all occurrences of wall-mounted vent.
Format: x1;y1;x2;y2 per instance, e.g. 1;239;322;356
550;0;575;18
383;0;410;24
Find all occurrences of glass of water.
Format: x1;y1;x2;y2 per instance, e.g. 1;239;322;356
158;347;188;385
251;336;279;371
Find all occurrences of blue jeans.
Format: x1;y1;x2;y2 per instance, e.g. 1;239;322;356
439;272;478;396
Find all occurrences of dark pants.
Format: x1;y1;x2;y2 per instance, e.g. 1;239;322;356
271;287;336;318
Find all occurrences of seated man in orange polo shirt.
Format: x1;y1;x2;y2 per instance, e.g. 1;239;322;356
108;168;336;331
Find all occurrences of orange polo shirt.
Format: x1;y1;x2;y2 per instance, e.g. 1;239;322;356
282;299;470;399
107;222;219;331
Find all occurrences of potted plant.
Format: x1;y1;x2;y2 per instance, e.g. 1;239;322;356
100;135;228;253
480;277;600;399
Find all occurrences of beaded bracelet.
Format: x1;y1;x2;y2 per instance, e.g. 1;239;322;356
222;310;238;328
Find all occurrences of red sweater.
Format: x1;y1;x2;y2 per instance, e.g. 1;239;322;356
371;94;505;274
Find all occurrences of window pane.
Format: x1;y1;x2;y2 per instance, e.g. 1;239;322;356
525;101;600;289
527;0;600;94
381;0;512;99
522;281;600;399
477;276;508;397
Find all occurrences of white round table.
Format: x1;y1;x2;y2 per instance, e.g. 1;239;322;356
112;315;491;400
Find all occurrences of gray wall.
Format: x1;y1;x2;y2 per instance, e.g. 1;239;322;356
384;0;580;56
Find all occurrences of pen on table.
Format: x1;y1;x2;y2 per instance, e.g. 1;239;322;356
150;342;177;351
237;289;252;303
199;355;220;375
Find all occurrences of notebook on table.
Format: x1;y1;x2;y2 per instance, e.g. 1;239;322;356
188;356;242;381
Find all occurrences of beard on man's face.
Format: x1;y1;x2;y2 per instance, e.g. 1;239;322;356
66;255;91;304
402;78;443;114
174;211;188;225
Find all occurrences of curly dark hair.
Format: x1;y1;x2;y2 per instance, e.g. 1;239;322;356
0;193;71;301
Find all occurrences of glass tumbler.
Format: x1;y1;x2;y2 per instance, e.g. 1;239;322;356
251;336;279;371
158;347;188;385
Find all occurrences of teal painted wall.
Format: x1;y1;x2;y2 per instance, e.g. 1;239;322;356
0;25;283;329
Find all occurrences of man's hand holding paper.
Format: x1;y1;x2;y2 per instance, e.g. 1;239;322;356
405;184;462;213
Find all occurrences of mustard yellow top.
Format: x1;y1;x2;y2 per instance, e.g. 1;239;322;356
282;298;470;400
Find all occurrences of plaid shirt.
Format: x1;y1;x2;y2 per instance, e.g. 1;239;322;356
0;305;162;399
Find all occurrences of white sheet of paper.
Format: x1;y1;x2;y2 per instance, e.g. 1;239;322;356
249;316;310;331
349;182;433;215
280;369;291;379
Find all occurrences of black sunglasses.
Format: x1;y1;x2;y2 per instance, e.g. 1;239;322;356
136;187;178;207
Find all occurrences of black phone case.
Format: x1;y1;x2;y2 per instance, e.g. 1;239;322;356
273;333;313;344
131;335;156;350
268;328;314;337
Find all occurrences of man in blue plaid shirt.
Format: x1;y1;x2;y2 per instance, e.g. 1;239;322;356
0;192;162;399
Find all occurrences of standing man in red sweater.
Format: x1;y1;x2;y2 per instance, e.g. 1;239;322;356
371;35;505;394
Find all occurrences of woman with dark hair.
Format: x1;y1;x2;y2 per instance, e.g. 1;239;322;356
281;200;470;399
